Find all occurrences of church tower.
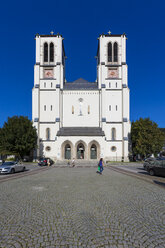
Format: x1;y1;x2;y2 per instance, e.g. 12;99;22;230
32;32;65;157
97;32;130;161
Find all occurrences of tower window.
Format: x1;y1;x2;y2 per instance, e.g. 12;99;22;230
109;105;111;111
116;105;118;111
44;43;48;62
44;82;46;88
109;82;111;88
72;106;74;114
51;105;53;111
116;82;117;88
111;128;116;141
44;105;46;111
51;82;53;88
50;42;54;62
108;42;112;62
114;42;118;62
46;128;50;140
88;105;90;114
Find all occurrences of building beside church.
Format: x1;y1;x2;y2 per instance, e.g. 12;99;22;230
32;32;130;161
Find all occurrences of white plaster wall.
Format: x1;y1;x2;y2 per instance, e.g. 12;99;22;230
104;123;122;141
63;91;100;127
32;88;38;120
105;91;122;122
40;91;58;122
34;65;40;84
105;80;122;90
39;123;59;141
40;80;56;90
123;88;130;119
105;141;123;161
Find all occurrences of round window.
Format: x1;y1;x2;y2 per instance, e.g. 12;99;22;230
45;146;51;151
111;146;117;152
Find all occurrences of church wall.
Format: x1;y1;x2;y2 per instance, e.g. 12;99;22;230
105;91;122;122
40;91;58;122
63;91;100;127
105;141;123;161
104;123;122;141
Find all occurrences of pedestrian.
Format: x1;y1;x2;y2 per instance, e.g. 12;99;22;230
97;158;104;175
47;158;50;167
67;159;70;166
72;158;75;167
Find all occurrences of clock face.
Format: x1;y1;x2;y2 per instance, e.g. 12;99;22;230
44;69;53;78
108;68;118;78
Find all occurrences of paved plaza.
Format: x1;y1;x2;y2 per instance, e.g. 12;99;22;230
0;167;165;248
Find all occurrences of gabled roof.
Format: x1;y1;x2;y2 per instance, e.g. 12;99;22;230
64;78;98;90
57;127;105;136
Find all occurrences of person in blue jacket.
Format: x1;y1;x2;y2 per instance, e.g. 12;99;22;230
97;158;104;175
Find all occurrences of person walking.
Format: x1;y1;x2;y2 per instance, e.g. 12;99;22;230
72;158;75;167
47;158;50;167
97;158;104;175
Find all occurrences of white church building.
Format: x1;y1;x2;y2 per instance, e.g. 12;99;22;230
32;32;130;161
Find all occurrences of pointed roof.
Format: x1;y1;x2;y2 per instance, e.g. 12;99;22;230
64;78;98;90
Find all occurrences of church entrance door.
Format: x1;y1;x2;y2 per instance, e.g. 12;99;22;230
65;144;71;159
77;143;85;159
90;144;97;159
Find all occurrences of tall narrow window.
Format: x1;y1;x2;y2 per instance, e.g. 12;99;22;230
108;42;112;62
51;82;53;88
44;105;46;111
44;82;46;88
44;43;48;62
116;82;117;88
46;128;50;140
51;105;53;111
88;105;90;114
112;128;116;141
72;106;74;114
50;42;54;62
109;82;111;88
116;105;118;111
109;105;111;111
114;42;118;62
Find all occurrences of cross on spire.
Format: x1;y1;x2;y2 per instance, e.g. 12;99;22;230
108;30;111;35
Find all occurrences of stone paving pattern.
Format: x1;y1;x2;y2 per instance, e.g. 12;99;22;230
0;167;165;248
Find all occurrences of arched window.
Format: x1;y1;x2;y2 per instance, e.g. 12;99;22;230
50;42;54;62
90;144;97;159
108;42;112;62
44;43;48;62
46;128;50;140
65;144;71;159
111;128;116;141
114;42;118;62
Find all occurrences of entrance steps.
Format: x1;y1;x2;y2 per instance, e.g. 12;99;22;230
55;160;98;167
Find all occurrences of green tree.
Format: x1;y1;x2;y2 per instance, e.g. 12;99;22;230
131;118;165;158
0;116;37;159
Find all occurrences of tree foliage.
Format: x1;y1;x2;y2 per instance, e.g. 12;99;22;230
0;116;37;158
131;118;165;158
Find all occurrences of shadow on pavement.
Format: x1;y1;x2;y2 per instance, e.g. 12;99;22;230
138;171;149;175
153;180;165;187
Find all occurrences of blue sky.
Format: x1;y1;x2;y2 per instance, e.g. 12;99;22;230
0;0;165;127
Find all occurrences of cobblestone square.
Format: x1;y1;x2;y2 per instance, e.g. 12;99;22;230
0;167;165;248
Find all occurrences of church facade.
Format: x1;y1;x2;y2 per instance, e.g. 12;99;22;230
32;32;130;161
